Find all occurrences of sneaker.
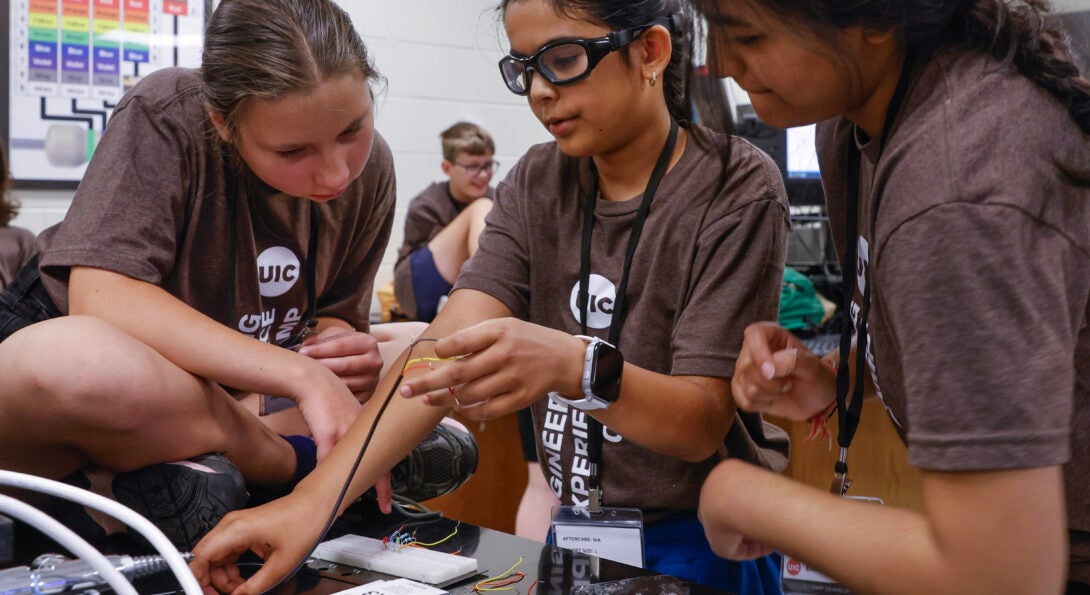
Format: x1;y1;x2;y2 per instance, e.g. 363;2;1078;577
111;454;248;551
48;467;127;544
250;422;478;506
389;419;479;502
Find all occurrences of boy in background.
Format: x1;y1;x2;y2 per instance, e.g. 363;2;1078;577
394;122;496;322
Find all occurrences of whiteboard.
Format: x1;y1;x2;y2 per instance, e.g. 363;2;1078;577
3;0;208;188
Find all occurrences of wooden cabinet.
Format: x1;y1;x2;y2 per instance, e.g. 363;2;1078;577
768;399;923;511
425;398;924;534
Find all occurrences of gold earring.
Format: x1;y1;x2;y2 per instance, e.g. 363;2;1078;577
649;71;658;87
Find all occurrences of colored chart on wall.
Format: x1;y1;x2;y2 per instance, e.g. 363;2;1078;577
3;0;208;188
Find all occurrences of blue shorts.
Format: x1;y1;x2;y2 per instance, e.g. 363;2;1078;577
547;510;782;595
409;246;453;323
644;510;782;595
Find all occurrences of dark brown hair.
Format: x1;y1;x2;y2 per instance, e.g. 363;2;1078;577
201;0;383;140
694;0;1090;133
496;0;741;203
0;144;18;227
496;0;696;125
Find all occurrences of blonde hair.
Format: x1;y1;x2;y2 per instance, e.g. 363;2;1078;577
440;122;495;162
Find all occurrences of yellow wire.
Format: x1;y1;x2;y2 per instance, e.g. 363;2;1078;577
474;556;525;592
406;521;460;548
402;356;457;370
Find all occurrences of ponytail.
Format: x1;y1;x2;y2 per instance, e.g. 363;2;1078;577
957;0;1090;133
661;7;694;125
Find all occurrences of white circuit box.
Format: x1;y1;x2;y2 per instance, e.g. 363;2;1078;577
312;534;478;585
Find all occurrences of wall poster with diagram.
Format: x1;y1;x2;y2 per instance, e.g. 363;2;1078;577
3;0;209;188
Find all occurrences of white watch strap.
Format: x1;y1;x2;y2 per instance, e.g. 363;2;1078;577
548;391;608;411
547;335;609;411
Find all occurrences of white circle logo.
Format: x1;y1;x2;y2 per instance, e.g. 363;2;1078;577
569;274;616;330
257;246;301;297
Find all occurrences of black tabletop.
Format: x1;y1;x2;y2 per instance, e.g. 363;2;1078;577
9;498;736;594
275;499;736;595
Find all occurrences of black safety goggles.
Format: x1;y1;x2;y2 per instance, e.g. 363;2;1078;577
498;18;671;95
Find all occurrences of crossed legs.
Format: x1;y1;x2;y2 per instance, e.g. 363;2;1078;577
0;316;297;486
0;316;429;487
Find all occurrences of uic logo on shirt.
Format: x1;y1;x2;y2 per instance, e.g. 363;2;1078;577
258;246;301;298
569;274;615;330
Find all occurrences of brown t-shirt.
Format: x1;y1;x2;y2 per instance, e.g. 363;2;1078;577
38;68;395;339
393;181;493;319
455;126;791;511
0;226;38;290
817;48;1090;533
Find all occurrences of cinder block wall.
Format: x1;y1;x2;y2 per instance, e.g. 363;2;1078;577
9;0;552;312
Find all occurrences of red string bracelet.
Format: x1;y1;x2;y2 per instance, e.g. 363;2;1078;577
804;400;837;443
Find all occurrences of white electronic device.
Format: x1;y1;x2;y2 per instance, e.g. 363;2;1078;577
312;534;478;586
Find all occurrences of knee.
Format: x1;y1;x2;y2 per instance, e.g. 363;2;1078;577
5;317;160;427
467;197;493;220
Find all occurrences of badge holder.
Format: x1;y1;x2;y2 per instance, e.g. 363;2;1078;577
550;487;645;569
780;449;883;594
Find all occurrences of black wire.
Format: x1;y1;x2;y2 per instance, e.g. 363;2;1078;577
391;494;442;520
263;337;440;593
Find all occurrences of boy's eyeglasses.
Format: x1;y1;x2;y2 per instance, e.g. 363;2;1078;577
452;160;499;176
498;18;670;96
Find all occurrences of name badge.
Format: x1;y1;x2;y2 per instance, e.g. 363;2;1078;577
780;496;882;594
550;505;644;568
781;555;852;594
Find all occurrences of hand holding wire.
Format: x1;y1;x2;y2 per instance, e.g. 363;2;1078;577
397;318;585;420
190;491;328;595
732;321;837;421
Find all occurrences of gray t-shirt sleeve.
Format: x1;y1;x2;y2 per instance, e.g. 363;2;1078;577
879;203;1075;471
671;195;788;378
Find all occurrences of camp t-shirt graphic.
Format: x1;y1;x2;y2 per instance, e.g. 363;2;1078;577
543;275;624;506
237;245;307;345
851;235;903;430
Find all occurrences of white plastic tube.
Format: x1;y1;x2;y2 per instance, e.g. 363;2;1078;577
0;470;203;595
0;495;136;595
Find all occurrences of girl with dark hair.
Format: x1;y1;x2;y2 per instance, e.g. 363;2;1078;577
0;0;437;549
192;0;791;593
0;145;37;291
693;0;1090;592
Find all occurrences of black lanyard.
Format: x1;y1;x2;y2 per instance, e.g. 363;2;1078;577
832;51;917;495
578;119;678;506
304;201;319;323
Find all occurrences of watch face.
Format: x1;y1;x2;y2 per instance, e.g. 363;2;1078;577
590;342;624;403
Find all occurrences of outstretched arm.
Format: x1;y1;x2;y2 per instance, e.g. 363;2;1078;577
699;459;1066;594
190;288;511;595
399;318;735;461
